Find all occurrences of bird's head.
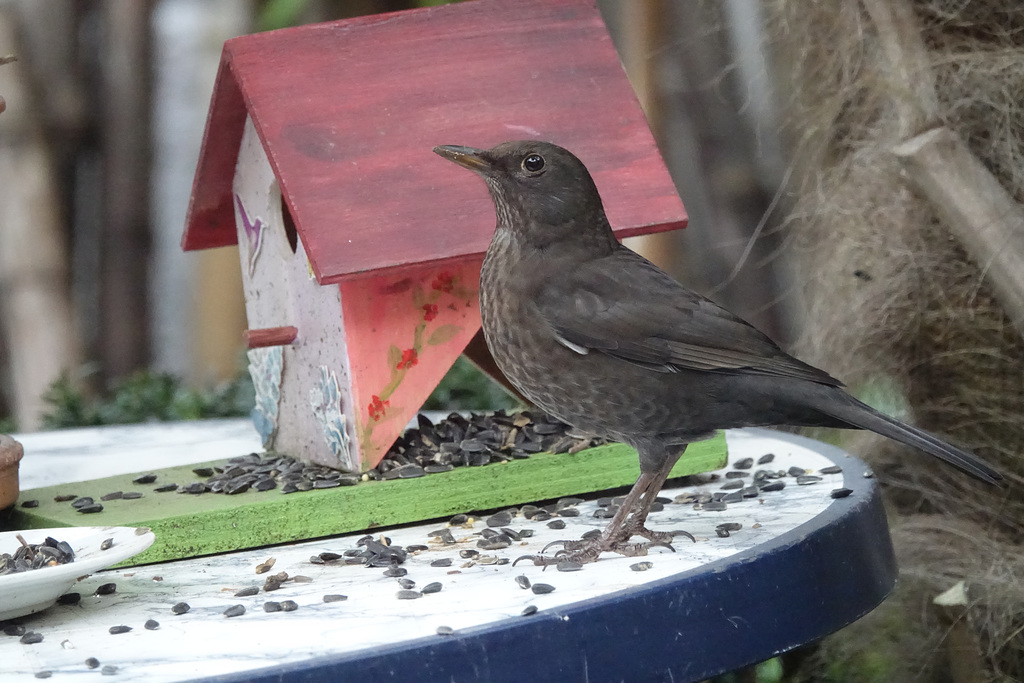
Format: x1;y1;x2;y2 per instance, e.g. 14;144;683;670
433;141;616;253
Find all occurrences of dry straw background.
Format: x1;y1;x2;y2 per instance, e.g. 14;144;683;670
767;0;1024;679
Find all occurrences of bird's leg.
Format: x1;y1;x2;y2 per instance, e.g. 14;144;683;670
516;446;693;565
617;449;695;545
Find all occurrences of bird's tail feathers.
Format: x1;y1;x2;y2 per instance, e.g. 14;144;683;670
821;394;1003;486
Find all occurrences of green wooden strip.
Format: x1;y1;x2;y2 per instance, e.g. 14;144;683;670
9;433;726;565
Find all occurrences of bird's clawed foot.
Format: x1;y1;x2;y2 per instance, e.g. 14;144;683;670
622;523;696;545
512;527;692;566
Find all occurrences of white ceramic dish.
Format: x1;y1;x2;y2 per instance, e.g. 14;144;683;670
0;526;156;620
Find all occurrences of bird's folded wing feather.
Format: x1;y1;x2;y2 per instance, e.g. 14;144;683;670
534;247;841;386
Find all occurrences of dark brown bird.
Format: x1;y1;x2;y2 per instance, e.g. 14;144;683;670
433;140;1002;564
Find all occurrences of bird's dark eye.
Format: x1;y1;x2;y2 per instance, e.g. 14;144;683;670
522;154;545;173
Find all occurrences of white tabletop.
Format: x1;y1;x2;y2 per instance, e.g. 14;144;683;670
1;425;870;682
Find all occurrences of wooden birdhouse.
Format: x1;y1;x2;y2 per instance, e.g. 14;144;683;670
181;0;687;473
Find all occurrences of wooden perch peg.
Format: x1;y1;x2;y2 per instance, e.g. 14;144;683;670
893;127;1024;339
244;326;298;349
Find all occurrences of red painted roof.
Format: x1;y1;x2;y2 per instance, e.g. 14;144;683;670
182;0;686;285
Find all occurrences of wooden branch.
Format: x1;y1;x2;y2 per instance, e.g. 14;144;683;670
933;581;986;683
244;326;298;349
893;127;1024;339
862;0;938;136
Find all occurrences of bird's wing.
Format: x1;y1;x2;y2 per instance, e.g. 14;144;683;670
534;246;841;386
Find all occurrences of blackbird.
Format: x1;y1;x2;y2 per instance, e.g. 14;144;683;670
433;140;1003;564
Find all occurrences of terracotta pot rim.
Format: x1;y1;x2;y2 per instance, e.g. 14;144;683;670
0;434;23;468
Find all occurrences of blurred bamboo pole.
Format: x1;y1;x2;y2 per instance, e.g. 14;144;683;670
0;12;80;430
99;0;153;381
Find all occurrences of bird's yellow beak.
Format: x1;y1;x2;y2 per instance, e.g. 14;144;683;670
433;145;494;174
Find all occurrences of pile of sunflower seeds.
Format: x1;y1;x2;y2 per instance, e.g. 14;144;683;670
373;410;601;480
54;410;598;501
0;535;75;575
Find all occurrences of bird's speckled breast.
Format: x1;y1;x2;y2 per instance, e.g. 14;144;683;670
480;233;700;445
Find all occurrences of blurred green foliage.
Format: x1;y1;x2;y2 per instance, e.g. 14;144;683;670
7;354;513;431
39;370;256;429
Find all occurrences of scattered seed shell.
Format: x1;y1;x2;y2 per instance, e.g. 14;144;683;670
223;604;246;618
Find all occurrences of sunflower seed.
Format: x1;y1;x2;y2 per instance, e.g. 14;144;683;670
630;561;654;572
223;604;245;618
429;558;452;568
421;582;443;594
154;484;178;493
263;601;282;612
108;625;131;635
144;619;159;630
132;474;157;485
280;600;298;612
21;499;39;508
100;492;123;501
235;587;259;597
486;511;512;527
521;605;538;616
396;590;422;600
85;657;100;669
20;632;43;644
531;583;555;594
757;453;775;464
436;625;455;636
797;475;822;485
94;583;116;596
830;488;853;499
820;465;843;475
171;602;190;615
323;594;348;603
